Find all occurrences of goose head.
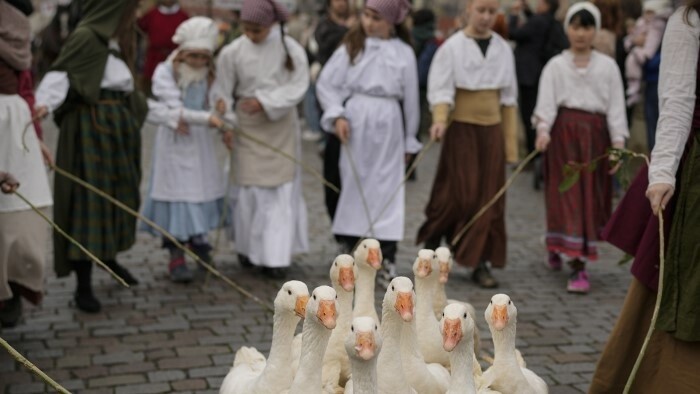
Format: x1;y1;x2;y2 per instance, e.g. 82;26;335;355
485;294;517;332
274;280;310;319
354;239;383;271
413;249;437;279
308;285;339;330
330;254;358;293
346;316;382;361
435;247;453;284
383;277;415;322
440;303;474;352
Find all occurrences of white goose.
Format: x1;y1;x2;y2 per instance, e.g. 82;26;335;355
324;254;359;391
441;303;500;394
219;281;309;394
288;286;339;394
483;294;548;394
377;277;417;394
353;239;382;324
397;277;450;394
343;317;383;394
433;247;481;358
413;249;450;367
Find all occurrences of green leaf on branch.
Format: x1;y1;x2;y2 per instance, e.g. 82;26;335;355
618;253;633;266
587;159;599;173
559;171;580;193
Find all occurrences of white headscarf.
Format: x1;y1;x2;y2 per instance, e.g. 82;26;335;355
172;16;219;53
564;2;601;32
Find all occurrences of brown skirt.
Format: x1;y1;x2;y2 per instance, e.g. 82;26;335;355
416;121;506;268
589;279;700;393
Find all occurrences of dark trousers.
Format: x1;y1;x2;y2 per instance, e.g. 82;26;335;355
324;134;342;220
336;235;397;263
644;81;659;151
518;84;539;153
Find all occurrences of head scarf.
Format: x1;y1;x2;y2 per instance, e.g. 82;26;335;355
564;1;601;32
366;0;412;25
241;0;289;27
172;17;219;52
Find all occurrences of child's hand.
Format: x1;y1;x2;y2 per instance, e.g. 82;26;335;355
608;141;625;175
429;122;447;142
240;98;263;115
535;133;551;152
0;172;19;194
176;117;190;135
633;32;647;47
209;114;224;129
40;141;54;167
334;117;351;144
35;106;49;119
646;183;674;216
216;99;227;115
222;130;234;151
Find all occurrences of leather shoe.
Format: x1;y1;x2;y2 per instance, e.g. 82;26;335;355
472;262;499;289
262;267;287;279
74;288;101;314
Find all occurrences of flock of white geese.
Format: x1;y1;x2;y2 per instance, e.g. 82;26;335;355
219;239;548;394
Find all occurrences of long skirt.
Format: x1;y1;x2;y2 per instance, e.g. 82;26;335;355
0;210;48;304
53;90;141;277
417;121;506;269
544;108;612;262
589;279;700;393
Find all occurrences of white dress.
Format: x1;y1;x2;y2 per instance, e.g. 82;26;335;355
212;27;309;268
140;62;227;241
316;37;421;241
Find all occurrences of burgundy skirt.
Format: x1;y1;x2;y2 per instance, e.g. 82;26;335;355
544;108;612;261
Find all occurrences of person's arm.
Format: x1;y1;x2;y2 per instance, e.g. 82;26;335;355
35;71;69;114
210;46;239;127
649;9;700;189
316;46;351;133
149;64;212;129
254;39;310;121
532;60;559;150
427;42;456;124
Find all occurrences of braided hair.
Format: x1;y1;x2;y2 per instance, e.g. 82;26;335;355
269;0;295;71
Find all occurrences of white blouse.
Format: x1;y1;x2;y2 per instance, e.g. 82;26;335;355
211;27;310;126
533;50;629;143
428;31;518;108
35;40;134;112
648;7;700;188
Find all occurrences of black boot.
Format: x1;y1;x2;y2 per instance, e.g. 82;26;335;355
190;237;213;272
105;260;139;285
73;261;101;313
472;261;499;289
0;293;22;328
238;254;253;268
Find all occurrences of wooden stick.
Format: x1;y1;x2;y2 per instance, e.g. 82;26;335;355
12;191;128;288
0;337;71;394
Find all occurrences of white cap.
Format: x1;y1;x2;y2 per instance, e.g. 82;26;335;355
643;0;671;13
564;1;601;32
172;16;219;52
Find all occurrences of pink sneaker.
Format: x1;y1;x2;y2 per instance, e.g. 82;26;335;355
567;270;590;294
547;252;563;271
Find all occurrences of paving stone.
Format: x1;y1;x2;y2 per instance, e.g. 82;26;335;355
172;379;208;391
109;362;157;375
89;374;146;388
114;383;171;394
8;383;47;393
93;352;145;365
175;346;230;358
148;369;187;383
188;366;230;379
56;355;92;368
158;356;212;370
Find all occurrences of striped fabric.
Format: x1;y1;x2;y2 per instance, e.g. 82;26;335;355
365;0;412;25
241;0;289;27
64;90;141;261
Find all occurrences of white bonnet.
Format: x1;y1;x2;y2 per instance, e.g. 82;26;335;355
172;16;219;53
564;1;602;32
643;0;672;13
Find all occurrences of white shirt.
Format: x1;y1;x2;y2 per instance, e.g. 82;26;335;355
533;50;629;143
648;7;700;188
428;31;518;108
35;40;134;112
158;4;181;14
211;27;310;126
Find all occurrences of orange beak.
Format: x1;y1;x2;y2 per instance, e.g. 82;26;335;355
366;248;382;270
316;300;337;329
439;262;450;284
295;295;309;318
339;267;355;292
394;292;414;322
355;331;377;361
492;305;508;331
416;258;432;278
442;318;463;352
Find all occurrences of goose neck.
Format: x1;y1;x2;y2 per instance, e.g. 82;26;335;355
290;318;333;393
350;356;378;394
259;311;300;382
448;338;476;392
492;324;519;365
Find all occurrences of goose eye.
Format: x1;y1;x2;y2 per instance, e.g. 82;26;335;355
351;326;354;332
464;313;467;318
508;300;512;305
375;325;378;330
490;301;492;304
335;295;338;299
335;262;338;266
433;254;437;259
391;285;395;291
313;295;317;301
288;290;292;295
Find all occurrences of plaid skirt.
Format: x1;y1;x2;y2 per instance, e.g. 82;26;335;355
543;108;612;262
53;90;141;277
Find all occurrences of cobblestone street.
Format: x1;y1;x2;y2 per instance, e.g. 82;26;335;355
0;121;631;394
